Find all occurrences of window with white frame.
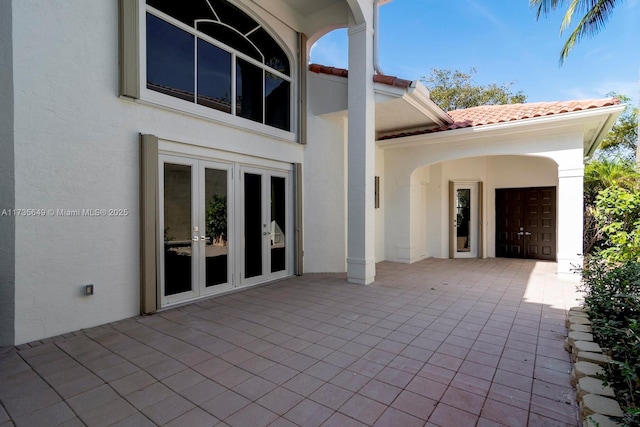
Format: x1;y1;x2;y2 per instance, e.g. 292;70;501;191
145;0;292;131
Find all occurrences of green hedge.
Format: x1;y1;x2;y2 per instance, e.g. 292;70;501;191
581;257;640;426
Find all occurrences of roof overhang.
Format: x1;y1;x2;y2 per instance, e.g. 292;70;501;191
374;80;453;134
378;103;625;160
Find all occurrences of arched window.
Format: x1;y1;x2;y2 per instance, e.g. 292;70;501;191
145;0;291;131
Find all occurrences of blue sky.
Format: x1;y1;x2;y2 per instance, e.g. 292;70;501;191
310;0;639;105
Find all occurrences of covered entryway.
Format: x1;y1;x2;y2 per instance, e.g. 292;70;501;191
495;187;556;261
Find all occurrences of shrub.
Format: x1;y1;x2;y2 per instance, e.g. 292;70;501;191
581;257;640;426
595;186;640;262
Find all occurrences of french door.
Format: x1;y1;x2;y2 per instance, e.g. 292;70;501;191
160;155;291;307
495;187;556;260
240;167;290;286
160;156;233;306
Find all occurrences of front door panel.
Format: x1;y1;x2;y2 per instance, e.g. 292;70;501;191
496;187;556;260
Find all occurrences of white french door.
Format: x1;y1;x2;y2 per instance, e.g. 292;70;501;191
159;156;234;306
159;155;291;307
240;167;291;286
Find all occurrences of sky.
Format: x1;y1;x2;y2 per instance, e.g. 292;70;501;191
310;0;640;106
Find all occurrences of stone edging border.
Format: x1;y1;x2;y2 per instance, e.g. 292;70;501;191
565;306;624;427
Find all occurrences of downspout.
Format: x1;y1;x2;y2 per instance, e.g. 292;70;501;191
373;0;383;75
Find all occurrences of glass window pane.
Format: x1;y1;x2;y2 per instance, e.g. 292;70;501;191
208;0;258;35
249;28;290;75
197;39;232;113
244;173;262;279
236;59;263;124
147;0;215;27
270;176;286;273
205;168;228;287
456;188;471;252
163;164;192;296
146;14;195;102
265;74;290;131
197;23;261;61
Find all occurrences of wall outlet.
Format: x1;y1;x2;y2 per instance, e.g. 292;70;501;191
84;284;94;296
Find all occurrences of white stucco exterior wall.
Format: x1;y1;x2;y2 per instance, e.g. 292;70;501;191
304;111;348;273
10;0;304;344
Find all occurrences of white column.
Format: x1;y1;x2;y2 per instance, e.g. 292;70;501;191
346;18;376;285
557;165;584;278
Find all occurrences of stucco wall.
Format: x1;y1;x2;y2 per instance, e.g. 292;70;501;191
303;112;347;273
11;1;303;344
0;0;15;347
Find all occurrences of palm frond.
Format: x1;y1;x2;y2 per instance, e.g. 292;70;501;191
530;0;567;19
558;0;620;64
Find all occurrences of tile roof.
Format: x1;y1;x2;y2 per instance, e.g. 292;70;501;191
308;63;412;89
379;98;621;140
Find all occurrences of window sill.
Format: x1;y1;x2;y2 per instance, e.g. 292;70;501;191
122;90;297;144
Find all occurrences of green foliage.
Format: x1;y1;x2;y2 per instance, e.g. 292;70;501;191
600;94;638;161
580;258;640;425
421;68;526;111
206;195;227;243
583;158;640;254
585;158;640;205
595;186;640;262
531;0;621;64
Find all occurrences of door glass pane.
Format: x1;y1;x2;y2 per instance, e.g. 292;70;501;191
146;14;195;102
270;176;286;273
456;188;471;253
205;168;228;287
244;173;262;278
163;164;192;296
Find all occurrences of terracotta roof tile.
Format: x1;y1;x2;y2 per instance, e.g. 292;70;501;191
378;98;621;140
309;63;412;89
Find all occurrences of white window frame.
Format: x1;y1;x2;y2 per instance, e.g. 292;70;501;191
137;0;296;142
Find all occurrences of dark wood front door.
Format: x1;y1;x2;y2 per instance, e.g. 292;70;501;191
495;187;556;260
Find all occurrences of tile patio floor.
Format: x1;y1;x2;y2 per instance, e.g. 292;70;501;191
0;258;583;426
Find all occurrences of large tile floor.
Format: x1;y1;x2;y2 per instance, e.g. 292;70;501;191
0;258;583;426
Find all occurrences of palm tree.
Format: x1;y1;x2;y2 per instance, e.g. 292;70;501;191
530;0;621;64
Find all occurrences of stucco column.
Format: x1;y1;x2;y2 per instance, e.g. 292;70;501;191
557;165;584;277
346;18;376;285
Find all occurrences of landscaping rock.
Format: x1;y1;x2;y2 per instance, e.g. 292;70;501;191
577;377;616;399
567;316;592;328
570;323;592;333
569;331;595;346
574;341;602;354
570;306;589;314
572;361;605;386
583;413;622;427
569;310;590;318
581;394;624;418
575;351;611;365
